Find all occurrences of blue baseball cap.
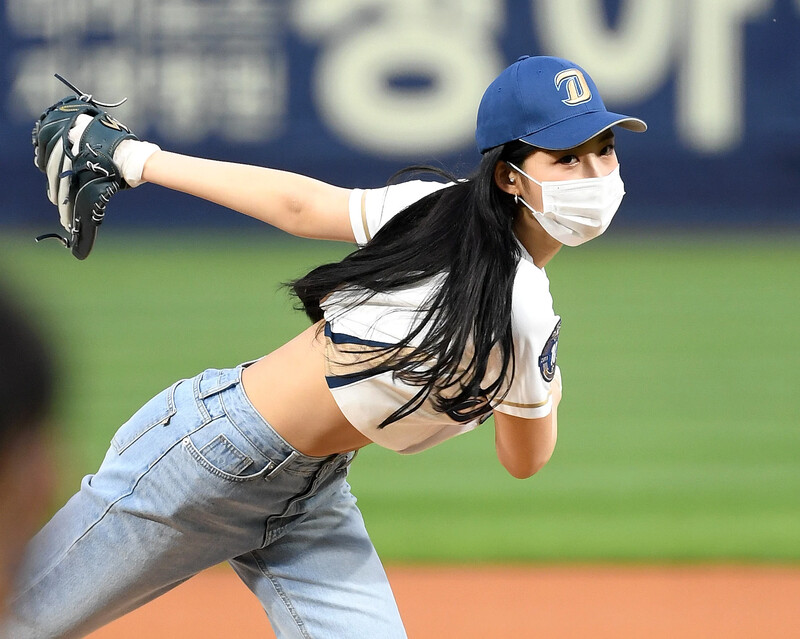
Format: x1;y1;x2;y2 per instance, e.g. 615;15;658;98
476;55;647;153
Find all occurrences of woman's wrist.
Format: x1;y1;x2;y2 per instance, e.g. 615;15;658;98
113;139;161;188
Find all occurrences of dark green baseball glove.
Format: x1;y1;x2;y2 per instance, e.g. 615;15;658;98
33;76;137;260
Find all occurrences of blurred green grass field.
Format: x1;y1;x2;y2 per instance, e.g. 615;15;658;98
2;230;798;563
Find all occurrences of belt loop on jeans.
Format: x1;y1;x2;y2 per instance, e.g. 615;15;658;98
192;375;212;423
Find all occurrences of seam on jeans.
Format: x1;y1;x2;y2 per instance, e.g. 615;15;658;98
192;375;212;423
11;423;206;600
265;465;329;539
262;470;342;547
112;380;181;454
250;550;313;639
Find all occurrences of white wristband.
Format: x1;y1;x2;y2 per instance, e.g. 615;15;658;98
113;139;161;188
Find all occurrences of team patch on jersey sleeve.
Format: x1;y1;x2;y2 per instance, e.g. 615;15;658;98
538;318;561;382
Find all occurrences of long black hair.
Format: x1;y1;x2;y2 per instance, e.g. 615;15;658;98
291;141;535;427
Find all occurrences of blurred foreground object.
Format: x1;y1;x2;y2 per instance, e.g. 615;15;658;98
0;282;56;621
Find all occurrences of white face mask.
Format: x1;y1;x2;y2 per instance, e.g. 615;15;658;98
507;162;626;247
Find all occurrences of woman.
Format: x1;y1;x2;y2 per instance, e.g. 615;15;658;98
5;55;645;638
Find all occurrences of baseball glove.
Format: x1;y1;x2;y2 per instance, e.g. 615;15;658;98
33;75;137;260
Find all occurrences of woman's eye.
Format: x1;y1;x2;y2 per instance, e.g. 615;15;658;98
557;154;577;164
601;144;616;156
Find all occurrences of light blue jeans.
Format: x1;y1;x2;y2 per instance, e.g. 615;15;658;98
3;364;406;639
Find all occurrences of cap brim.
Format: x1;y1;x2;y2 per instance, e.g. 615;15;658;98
519;111;647;151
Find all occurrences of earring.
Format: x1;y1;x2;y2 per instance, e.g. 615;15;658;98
514;194;519;205
509;177;515;183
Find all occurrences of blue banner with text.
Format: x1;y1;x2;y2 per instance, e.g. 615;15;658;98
1;0;798;230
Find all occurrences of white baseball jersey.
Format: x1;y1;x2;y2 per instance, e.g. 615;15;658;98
321;180;561;454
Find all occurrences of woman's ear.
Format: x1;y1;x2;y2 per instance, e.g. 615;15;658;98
494;162;518;196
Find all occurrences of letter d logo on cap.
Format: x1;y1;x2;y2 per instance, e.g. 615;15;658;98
554;69;592;106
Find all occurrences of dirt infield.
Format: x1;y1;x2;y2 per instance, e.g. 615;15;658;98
87;564;800;638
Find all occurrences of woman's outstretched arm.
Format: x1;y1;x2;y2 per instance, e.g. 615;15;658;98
141;151;355;242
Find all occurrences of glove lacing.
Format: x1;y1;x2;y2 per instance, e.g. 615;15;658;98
54;73;128;109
